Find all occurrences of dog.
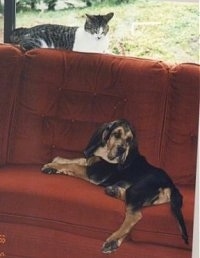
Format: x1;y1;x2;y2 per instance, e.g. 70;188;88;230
42;119;188;253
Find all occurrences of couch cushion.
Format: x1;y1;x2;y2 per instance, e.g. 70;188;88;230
0;222;191;258
1;223;191;258
161;63;199;183
5;48;169;167
0;45;23;166
0;165;193;250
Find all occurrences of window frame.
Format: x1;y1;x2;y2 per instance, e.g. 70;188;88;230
4;0;16;43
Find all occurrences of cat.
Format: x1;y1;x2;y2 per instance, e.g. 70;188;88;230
10;12;114;53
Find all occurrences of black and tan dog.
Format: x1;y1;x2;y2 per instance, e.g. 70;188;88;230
42;119;188;253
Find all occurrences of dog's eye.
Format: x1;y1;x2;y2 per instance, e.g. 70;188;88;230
126;137;132;143
113;131;121;139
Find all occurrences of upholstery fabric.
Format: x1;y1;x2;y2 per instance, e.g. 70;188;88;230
161;63;199;183
6;49;169;166
0;45;198;258
1;223;191;258
0;45;23;165
0;166;194;250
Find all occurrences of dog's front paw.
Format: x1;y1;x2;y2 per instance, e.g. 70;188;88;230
101;240;119;254
41;164;57;175
105;186;120;198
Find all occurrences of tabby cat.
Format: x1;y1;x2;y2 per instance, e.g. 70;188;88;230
10;13;114;53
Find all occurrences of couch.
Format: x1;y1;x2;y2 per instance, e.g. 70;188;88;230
0;44;199;258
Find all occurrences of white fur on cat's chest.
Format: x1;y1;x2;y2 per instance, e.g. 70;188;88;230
73;27;109;54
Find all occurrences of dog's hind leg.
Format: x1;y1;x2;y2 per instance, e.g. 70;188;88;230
102;206;142;253
102;179;169;253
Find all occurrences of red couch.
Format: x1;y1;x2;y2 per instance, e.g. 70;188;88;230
0;44;199;258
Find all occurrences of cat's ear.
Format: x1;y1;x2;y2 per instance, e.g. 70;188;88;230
85;14;95;21
104;12;114;23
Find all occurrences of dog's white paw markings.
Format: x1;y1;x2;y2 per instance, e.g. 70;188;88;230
105;186;119;198
102;240;119;253
41;165;57;175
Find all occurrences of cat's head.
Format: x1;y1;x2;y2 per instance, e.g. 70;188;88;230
84;12;114;40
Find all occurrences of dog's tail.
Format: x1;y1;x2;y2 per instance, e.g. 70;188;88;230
170;187;189;244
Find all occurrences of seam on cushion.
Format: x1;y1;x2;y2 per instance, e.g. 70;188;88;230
155;62;171;165
158;64;172;166
6;54;26;165
0;48;24;166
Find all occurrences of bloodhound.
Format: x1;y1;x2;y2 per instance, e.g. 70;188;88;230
42;119;188;253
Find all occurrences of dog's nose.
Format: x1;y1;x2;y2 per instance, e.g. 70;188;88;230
117;146;126;155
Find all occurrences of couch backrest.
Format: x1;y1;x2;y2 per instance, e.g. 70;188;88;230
160;63;199;183
0;45;199;184
0;45;23;165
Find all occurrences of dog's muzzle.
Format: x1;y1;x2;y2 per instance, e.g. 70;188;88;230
107;145;127;164
117;146;126;156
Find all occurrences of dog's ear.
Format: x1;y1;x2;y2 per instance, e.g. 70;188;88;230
101;120;118;144
118;146;138;170
118;121;138;170
84;121;115;158
129;126;138;150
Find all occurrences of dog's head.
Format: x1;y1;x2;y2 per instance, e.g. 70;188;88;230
84;119;137;167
